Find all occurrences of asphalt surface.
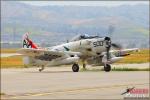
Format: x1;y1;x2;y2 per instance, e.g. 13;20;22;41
1;66;149;99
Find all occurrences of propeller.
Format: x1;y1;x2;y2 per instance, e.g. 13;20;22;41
104;37;123;61
104;37;111;60
104;25;123;61
111;43;122;50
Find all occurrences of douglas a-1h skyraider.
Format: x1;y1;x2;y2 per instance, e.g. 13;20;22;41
17;33;138;72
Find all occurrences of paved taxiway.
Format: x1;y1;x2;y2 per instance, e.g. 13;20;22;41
1;66;149;99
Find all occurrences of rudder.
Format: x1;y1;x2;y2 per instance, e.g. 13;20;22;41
22;32;38;49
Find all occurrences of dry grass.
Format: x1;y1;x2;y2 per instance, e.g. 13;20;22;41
0;92;5;95
1;48;18;53
117;49;149;64
1;48;24;68
1;56;24;68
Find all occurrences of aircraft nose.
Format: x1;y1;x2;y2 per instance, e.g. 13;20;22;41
104;37;111;41
104;37;111;47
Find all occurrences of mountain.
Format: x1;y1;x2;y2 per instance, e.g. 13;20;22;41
1;1;149;48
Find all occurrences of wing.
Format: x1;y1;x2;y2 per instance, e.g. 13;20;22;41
110;48;139;57
17;48;64;57
17;48;81;61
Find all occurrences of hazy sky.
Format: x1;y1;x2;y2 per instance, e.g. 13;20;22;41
21;1;149;7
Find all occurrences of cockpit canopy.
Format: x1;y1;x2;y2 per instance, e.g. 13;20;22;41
70;34;100;42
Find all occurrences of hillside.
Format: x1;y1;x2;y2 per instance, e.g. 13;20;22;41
1;1;149;48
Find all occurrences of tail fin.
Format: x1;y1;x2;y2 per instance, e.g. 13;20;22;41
22;32;38;49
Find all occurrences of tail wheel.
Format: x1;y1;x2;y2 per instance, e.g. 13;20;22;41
72;64;79;72
104;64;111;72
39;65;45;72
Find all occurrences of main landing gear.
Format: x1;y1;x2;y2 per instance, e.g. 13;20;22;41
72;63;79;72
72;63;86;72
104;64;111;72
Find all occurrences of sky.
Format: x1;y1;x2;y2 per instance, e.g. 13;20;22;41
21;1;149;7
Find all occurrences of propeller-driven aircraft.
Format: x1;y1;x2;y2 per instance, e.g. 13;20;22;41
16;33;138;72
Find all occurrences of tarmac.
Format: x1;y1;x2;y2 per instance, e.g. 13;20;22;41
1;66;149;99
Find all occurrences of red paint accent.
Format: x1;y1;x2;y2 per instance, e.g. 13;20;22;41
26;38;38;49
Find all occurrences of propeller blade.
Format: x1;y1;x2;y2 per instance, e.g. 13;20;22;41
111;43;122;49
106;46;111;60
104;37;111;60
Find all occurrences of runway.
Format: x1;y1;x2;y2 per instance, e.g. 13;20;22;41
1;67;149;99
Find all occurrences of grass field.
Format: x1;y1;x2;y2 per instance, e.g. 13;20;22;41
1;48;18;53
0;92;5;95
1;56;24;68
117;49;149;64
1;48;149;68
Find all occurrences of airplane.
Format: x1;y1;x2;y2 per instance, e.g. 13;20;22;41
16;32;138;72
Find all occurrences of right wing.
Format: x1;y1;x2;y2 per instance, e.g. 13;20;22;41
110;48;139;57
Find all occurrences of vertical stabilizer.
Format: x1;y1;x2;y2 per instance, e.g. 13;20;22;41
22;32;38;49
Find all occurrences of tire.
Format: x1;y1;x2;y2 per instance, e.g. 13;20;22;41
104;64;111;72
72;64;79;72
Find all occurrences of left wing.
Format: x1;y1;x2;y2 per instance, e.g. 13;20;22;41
17;48;64;57
17;48;82;66
17;48;82;60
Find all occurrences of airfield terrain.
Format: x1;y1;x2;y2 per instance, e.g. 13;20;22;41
1;49;149;99
1;66;149;99
1;1;149;99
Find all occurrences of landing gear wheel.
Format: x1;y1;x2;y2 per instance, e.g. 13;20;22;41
72;64;79;72
104;64;111;72
39;66;45;72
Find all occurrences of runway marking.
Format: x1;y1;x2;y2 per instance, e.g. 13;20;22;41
8;82;149;99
